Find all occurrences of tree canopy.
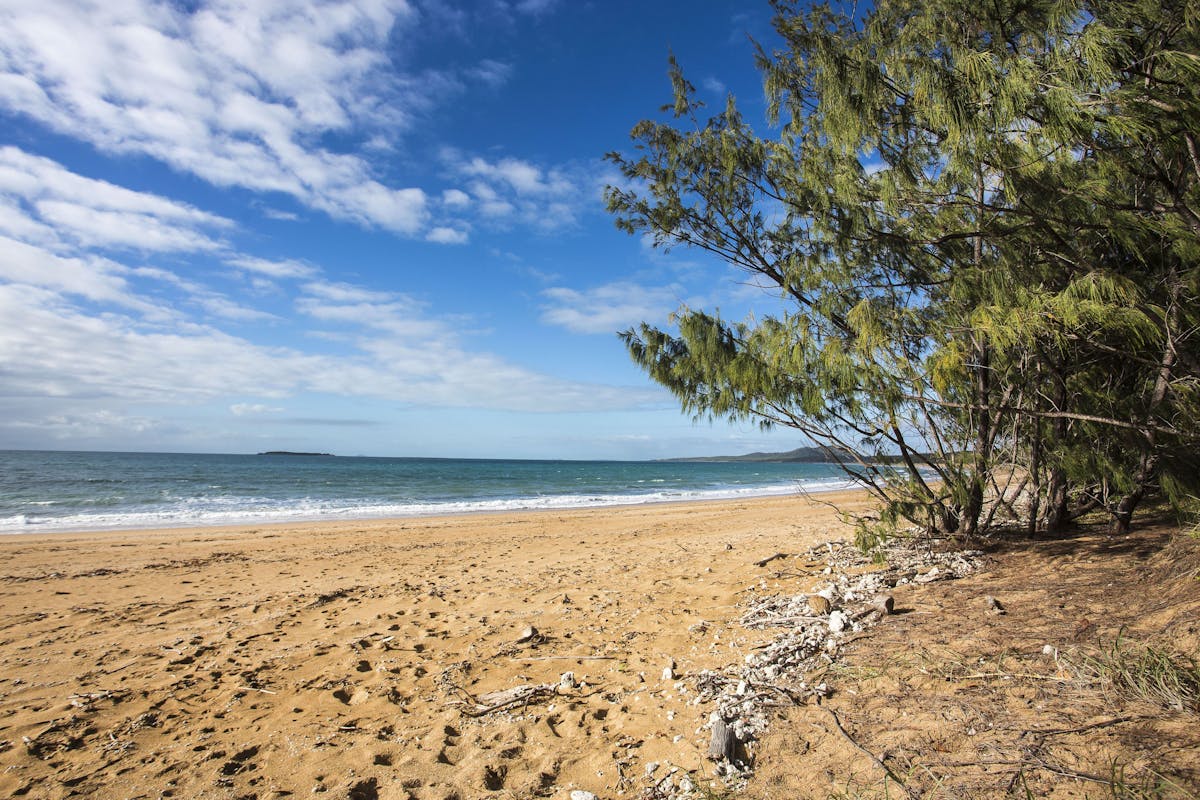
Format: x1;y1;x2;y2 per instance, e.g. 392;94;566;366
607;0;1200;543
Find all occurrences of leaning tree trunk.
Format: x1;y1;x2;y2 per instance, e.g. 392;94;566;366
1109;286;1179;534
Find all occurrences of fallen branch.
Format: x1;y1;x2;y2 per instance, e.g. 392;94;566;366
509;655;618;662
753;552;789;568
1023;715;1146;738
938;756;1117;786
747;614;825;627
823;705;920;799
448;683;560;717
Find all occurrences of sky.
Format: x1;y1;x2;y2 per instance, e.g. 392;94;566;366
0;0;807;460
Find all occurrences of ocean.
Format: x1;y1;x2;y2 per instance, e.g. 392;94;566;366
0;449;855;534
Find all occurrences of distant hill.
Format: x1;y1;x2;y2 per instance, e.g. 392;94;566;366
659;447;852;463
257;451;334;457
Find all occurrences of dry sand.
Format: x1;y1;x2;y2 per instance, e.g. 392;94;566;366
3;492;1198;800
0;492;871;799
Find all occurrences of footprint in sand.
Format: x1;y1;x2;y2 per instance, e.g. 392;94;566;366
436;724;461;765
481;763;507;790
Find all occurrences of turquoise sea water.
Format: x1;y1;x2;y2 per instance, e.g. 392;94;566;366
0;450;854;533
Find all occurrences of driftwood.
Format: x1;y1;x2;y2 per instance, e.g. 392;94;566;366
753;614;825;627
707;718;743;762
509;655;617;662
753;552;788;568
449;683;559;717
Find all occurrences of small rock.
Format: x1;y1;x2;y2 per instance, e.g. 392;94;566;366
984;595;1006;615
873;594;895;615
516;625;538;642
915;565;941;583
808;595;832;615
645;761;659;776
569;792;598;800
559;671;577;690
828;610;848;634
662;658;676;681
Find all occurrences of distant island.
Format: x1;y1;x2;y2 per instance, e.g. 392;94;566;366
659;447;850;463
257;451;334;457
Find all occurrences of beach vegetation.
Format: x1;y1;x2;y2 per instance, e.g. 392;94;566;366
1072;631;1200;713
607;0;1200;541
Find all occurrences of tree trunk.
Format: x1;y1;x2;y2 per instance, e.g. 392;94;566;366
1044;467;1069;533
1108;285;1179;534
1026;418;1043;537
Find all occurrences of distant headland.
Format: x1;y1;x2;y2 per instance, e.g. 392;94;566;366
658;447;846;463
256;451;334;457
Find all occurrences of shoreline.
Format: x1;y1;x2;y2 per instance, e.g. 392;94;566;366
0;483;862;539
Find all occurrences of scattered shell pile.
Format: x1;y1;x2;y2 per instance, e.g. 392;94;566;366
649;538;986;798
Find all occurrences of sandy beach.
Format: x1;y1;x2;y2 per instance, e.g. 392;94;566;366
4;491;1199;800
0;492;873;799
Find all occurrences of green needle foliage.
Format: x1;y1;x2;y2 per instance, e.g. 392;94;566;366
607;0;1200;542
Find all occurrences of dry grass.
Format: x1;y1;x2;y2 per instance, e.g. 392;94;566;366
1070;632;1200;714
746;520;1200;799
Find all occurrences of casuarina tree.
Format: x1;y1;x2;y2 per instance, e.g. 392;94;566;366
607;0;1200;543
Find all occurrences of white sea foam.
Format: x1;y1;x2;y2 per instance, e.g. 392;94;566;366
0;478;857;534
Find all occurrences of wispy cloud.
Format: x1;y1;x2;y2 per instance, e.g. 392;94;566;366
228;256;319;280
0;235;164;315
0;146;232;252
0;0;429;233
0;146;286;320
230;403;284;416
0;148;655;437
467;59;513;88
441;150;600;232
540;281;692;334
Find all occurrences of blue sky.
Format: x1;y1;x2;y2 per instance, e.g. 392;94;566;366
0;0;807;460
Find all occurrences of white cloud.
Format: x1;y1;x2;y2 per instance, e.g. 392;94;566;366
425;226;468;244
468;58;512;88
228;256;319;280
0;234;165;314
0;146;232;252
441;188;471;208
541;281;688;334
0;280;655;415
514;0;557;13
302;280;395;304
260;207;302;221
0;0;431;234
439;151;608;232
195;295;280;323
462;156;572;196
231;403;283;416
